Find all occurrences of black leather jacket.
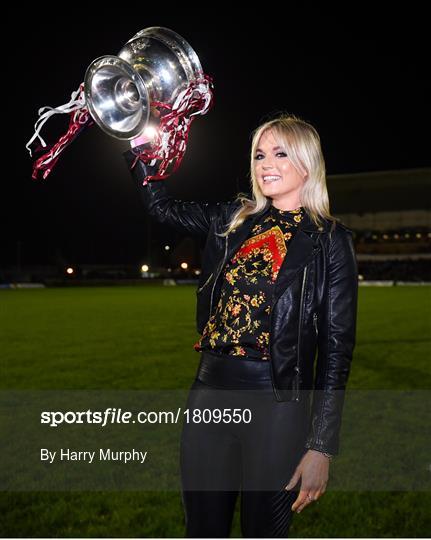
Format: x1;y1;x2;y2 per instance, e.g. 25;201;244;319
125;151;359;456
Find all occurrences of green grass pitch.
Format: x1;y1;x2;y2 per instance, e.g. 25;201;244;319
1;285;430;537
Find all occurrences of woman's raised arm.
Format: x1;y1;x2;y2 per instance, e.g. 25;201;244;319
124;149;235;239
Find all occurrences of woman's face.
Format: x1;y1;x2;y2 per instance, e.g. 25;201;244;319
254;129;306;208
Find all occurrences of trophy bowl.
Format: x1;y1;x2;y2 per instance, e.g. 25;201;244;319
84;27;205;140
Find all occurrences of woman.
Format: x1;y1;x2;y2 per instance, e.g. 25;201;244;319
125;114;358;537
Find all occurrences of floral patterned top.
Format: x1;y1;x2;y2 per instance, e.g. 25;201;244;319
193;204;305;360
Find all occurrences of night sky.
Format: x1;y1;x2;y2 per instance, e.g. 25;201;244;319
5;9;430;267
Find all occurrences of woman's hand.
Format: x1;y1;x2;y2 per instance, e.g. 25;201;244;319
284;449;330;513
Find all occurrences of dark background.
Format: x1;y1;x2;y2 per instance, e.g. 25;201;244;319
4;8;430;267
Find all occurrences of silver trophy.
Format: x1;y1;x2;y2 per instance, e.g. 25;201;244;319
27;27;213;180
84;26;208;140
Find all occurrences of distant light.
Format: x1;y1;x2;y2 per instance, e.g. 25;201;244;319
416;233;422;239
181;262;188;269
194;269;201;275
358;274;364;281
383;234;389;240
141;264;149;272
66;267;74;275
405;233;410;238
393;234;399;239
167;268;172;272
164;245;170;251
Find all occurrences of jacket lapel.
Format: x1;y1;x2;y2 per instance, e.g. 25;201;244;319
273;228;317;300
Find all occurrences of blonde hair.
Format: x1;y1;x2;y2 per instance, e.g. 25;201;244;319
217;113;336;237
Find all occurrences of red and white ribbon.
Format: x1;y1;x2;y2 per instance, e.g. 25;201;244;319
131;74;214;184
27;73;214;182
26;83;93;180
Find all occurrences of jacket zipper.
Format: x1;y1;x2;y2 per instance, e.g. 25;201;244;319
197;272;214;293
267;288;277;396
294;265;308;401
268;264;308;402
208;235;229;320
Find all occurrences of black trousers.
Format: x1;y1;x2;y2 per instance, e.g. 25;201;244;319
180;351;310;538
